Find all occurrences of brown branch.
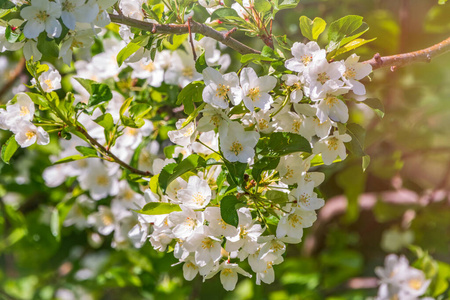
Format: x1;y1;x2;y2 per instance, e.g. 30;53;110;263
364;37;450;70
187;17;197;61
76;125;152;177
109;14;260;55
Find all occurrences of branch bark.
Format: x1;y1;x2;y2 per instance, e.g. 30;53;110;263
363;37;450;71
76;125;152;177
109;14;260;55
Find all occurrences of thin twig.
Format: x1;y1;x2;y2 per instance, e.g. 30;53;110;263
363;37;450;70
109;13;260;55
76;125;152;177
187;17;197;61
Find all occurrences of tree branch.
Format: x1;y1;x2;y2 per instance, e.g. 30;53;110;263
76;125;152;177
364;37;450;71
109;14;260;55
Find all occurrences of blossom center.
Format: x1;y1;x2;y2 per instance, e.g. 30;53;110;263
292;120;302;133
408;279;423;290
344;67;356;79
101;214;114;226
44;79;54;90
230;141;243;155
143;62;155;72
20;106;30;116
25;130;36;140
182;67;194;78
247;87;260;101
193;192;205;205
317;72;330;84
215;84;230;98
325;96;339;108
258;119;269;130
210;114;221;126
35;11;49;22
284;167;294;179
301;55;312;65
327;137;339;151
62;0;76;12
96;175;109;186
201;238;215;249
288;213;302;227
222;268;233;276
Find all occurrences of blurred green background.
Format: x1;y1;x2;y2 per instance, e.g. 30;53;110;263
1;0;450;299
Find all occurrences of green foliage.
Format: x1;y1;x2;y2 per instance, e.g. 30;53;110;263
117;35;150;67
220;195;241;227
256;132;312;157
1;135;19;164
159;154;206;193
299;16;326;41
136;202;182;215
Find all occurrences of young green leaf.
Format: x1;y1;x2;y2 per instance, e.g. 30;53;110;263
299;16;327;41
159;154;206;192
117;35;150;67
1;135;19;164
256;132;312;157
88;83;112;107
220;195;241;227
136;202;182;215
345;123;366;157
362;98;385;118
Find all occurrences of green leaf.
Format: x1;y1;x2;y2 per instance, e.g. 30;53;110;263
240;53;277;64
193;4;210;23
176;81;205;114
273;0;300;11
74;77;95;94
362;98;385;118
328;15;364;42
1;135;19;164
37;32;59;58
136;202;182;215
88;83;112;107
94;113;114;132
50;208;60;239
195;51;207;73
254;0;271;13
210;7;240;20
54;154;96;164
159;154;206;193
117;35;150;67
362;155;370;172
224;161;247;186
340;22;369;46
327;15;364;52
331;38;376;58
75;146;97;156
257;132;312;157
220;195;240;227
5;25;20;43
181;102;206;129
0;0;15;9
345;123;366;157
163;34;188;51
299;16;327;41
252;156;280;182
266;190;289;204
26;92;49;110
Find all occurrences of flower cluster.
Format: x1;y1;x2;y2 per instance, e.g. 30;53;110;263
0;92;49;147
375;254;432;300
127;40;373;289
